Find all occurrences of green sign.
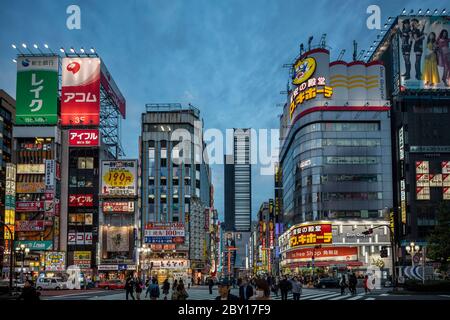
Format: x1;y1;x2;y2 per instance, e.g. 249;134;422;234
16;56;59;125
15;240;53;251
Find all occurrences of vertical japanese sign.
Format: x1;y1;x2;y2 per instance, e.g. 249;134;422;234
45;160;55;190
61;58;101;126
4;164;16;244
16;56;59;125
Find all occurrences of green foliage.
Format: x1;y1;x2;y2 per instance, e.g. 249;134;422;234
427;202;450;273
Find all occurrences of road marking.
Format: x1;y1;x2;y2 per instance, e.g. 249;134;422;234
308;293;342;300
347;294;365;300
366;297;376;300
380;293;389;296
329;294;355;300
302;292;341;300
439;295;450;298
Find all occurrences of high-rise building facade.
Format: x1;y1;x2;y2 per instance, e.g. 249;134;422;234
370;14;450;261
0;89;15;276
224;128;252;232
140;103;212;283
278;45;393;275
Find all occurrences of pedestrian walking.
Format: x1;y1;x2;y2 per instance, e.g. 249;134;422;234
339;275;347;295
279;276;291;300
349;273;357;295
239;277;254;300
162;279;170;300
291;277;302;301
135;278;143;300
363;275;371;294
17;280;40;301
146;277;160;300
271;278;279;297
249;279;270;300
175;280;189;300
172;279;178;292
125;276;135;300
208;277;214;295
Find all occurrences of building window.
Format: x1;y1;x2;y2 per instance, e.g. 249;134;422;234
77;157;94;169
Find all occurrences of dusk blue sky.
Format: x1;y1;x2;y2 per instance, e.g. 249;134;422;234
0;0;443;221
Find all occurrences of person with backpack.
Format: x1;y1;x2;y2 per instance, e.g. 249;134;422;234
162;279;170;300
339;275;348;295
175;280;189;300
146;277;160;300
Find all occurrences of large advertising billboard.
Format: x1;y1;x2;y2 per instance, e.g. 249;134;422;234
16;56;59;125
288;222;333;248
101;160;138;197
45;252;66;271
398;16;450;90
144;223;185;244
61;58;101;126
106;227;130;252
68;129;99;146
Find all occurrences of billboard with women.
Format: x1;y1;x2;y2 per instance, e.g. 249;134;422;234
398;16;450;90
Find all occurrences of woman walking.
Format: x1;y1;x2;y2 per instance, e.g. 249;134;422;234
135;278;143;300
175;280;189;300
162;279;170;300
363;275;371;294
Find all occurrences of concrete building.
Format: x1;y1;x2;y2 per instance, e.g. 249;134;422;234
140;103;212;283
278;44;393;276
0;89;15;276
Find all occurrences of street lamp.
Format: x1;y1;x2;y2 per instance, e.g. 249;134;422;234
405;242;420;267
15;244;30;283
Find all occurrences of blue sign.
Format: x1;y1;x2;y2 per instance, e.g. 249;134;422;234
118;264;127;271
144;236;174;244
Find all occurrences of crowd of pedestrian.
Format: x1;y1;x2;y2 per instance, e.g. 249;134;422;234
124;275;190;300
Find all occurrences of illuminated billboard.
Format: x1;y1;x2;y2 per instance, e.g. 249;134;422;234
398;16;450;90
61;58;101;126
144;223;185;244
69;129;100;146
101;160;138;197
288;222;333;248
15;56;59;125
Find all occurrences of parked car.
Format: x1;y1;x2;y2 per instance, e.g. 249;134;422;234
314;277;340;289
36;277;67;290
98;279;125;290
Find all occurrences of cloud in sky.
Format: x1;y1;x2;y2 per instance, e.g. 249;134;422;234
0;0;442;220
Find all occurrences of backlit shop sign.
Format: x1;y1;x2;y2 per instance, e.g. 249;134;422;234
69;194;94;207
69;129;99;146
289;56;333;119
16;201;45;212
289;223;333;248
102;201;134;213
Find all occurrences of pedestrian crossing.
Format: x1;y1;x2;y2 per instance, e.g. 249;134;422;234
268;289;379;301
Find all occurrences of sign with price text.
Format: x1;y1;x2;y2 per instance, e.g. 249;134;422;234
101;160;137;197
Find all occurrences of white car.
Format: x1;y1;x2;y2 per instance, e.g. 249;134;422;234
36;277;67;290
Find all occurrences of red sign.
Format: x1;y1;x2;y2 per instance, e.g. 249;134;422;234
289;223;333;248
16;201;44;212
69;129;99;146
61;58;100;126
286;246;358;262
45;192;54;201
102;201;134;213
69;194;94;207
15;220;45;231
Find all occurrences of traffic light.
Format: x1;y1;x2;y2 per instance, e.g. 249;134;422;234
362;228;373;235
380;246;388;258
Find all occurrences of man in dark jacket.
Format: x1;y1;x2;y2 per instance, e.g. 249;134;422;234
215;279;239;300
125;276;135;300
279;276;291;300
208;278;214;295
239;277;254;301
17;280;40;301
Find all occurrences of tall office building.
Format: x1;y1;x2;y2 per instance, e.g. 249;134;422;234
224;128;252;232
140;103;212;282
0;89;15;276
370;14;450;257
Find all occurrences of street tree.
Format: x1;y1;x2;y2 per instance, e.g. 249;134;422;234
427;202;450;274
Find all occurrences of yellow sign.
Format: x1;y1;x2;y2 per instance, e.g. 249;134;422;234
293;57;316;85
103;169;134;187
290;85;333;118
